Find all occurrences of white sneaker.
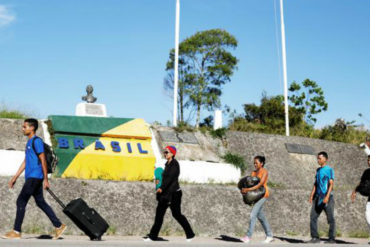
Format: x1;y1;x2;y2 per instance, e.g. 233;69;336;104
143;236;153;242
186;237;194;242
240;236;251;243
263;236;274;243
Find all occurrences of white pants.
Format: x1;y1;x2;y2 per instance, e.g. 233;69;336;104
366;202;370;226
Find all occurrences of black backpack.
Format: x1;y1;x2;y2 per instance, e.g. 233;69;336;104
31;137;58;174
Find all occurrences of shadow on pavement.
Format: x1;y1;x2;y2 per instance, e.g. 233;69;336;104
215;235;243;242
321;238;355;245
155;237;169;242
37;235;54;240
142;236;169;242
274;236;305;243
275;236;355;245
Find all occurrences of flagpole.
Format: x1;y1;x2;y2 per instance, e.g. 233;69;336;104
173;0;180;127
280;0;289;136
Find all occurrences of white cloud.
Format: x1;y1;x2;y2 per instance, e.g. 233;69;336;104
0;5;15;28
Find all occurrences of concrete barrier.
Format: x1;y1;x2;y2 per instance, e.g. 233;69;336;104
0;150;24;176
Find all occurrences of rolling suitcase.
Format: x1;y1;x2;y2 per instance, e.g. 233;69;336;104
47;188;109;240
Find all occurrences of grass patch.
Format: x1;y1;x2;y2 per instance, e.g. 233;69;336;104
286;230;299;236
0;109;28;119
106;226;117;236
348;231;370;238
318;229;342;238
23;225;44;234
222;152;247;174
267;181;285;189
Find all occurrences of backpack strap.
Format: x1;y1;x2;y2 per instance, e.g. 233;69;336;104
31;136;43;165
31;136;42;155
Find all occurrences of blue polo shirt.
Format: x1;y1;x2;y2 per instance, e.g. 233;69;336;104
25;136;44;179
315;165;334;203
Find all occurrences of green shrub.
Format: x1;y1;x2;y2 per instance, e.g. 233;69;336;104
173;121;194;132
222;152;246;173
316;119;369;145
229;117;368;145
210;128;227;139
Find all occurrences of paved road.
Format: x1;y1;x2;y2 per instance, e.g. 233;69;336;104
0;235;369;247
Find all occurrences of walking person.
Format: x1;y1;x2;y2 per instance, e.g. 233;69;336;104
144;146;195;242
308;151;336;244
351;155;370;227
240;156;273;244
2;118;66;240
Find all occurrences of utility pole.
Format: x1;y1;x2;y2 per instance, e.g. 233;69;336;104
173;0;180;127
280;0;290;136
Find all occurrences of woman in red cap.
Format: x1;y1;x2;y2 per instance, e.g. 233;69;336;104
144;146;195;242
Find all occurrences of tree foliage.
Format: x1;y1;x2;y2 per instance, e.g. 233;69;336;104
164;29;238;127
288;79;328;124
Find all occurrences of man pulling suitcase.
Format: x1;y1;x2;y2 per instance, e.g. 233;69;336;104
2;118;67;240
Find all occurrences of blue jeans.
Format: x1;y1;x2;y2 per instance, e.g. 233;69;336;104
247;198;273;237
14;178;62;232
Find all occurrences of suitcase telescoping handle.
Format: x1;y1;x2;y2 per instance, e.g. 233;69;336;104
46;188;66;209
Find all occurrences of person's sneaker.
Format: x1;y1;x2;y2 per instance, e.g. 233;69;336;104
325;239;336;244
263;236;274;243
240;236;251;243
53;224;67;240
186;237;195;242
143;235;154;242
307;238;321;243
2;230;21;239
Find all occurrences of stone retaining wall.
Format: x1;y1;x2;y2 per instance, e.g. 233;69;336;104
0;177;367;238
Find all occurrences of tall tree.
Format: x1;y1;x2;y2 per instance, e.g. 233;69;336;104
164;29;238;127
288;79;328;124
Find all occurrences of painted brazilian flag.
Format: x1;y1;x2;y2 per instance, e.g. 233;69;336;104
49;115;156;181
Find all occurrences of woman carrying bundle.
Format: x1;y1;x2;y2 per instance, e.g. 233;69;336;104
240;156;273;244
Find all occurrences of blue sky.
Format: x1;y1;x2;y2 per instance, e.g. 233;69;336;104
0;0;369;129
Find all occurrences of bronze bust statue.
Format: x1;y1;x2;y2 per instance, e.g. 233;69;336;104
82;85;97;103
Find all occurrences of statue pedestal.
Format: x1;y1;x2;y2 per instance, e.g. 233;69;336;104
75;103;107;117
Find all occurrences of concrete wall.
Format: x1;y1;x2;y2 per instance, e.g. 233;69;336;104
0;119;44;151
225;131;367;190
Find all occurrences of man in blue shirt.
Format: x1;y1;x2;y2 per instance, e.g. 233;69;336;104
308;151;336;244
2;119;66;240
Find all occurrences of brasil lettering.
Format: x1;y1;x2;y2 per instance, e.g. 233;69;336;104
57;138;149;154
